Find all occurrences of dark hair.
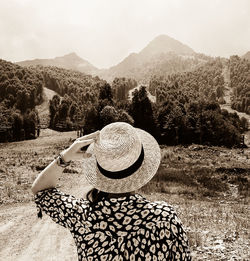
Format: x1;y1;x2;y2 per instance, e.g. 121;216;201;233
86;188;108;205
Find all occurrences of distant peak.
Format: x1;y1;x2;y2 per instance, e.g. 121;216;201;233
56;52;86;62
63;52;80;58
140;34;195;56
153;34;175;41
242;51;250;60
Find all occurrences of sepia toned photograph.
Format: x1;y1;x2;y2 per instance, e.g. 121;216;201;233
0;0;249;260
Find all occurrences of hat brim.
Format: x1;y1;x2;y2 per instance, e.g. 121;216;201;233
82;128;161;193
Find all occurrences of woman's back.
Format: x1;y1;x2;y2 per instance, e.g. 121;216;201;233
35;188;191;260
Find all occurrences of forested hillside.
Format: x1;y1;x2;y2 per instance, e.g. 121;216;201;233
0;59;43;142
149;58;225;103
229;55;250;114
146;58;247;147
101;52;209;83
41;57;246;147
1;56;248;148
112;77;137;100
33;66;107;131
97;35;212;82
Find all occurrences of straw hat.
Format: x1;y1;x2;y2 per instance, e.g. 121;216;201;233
83;122;161;193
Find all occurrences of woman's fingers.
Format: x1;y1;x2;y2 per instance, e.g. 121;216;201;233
74;139;95;150
77;131;100;141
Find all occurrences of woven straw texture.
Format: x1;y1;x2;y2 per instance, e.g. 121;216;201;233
82;122;161;193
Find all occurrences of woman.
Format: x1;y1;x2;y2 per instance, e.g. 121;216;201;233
32;122;191;260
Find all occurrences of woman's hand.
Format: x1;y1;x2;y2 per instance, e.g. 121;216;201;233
61;131;100;162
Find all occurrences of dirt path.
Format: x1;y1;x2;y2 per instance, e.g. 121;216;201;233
0;203;78;260
221;63;250;146
36;87;58;129
0;173;92;261
0;129;93;260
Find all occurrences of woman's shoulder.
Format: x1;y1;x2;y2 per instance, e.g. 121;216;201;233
138;194;175;212
34;187;90;212
137;196;181;225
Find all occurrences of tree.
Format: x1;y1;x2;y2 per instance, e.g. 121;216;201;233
23;110;37;139
69;102;77;121
156;100;186;145
129;86;156;136
100;106;118;128
49;95;60;127
98;83;114;113
240;117;249;132
117;110;134;125
84;105;99;134
16;90;29;113
99;83;113;102
216;86;224;98
12;112;23;141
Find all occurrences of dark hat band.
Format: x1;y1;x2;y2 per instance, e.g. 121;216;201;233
96;146;144;180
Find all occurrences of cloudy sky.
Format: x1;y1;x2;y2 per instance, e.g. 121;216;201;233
0;0;249;68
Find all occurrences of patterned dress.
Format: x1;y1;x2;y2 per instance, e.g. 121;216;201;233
35;188;191;260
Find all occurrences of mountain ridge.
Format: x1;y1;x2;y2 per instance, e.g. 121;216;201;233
242;51;250;60
16;34;203;81
17;52;97;74
139;34;194;57
98;35;203;81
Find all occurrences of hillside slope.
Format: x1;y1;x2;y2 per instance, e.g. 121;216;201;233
99;35;206;82
220;63;250;145
36;87;59;129
0;59;44;142
16;35;208;83
17;53;97;75
139;34;195;58
242;51;250;60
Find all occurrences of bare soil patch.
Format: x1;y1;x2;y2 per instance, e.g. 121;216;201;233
221;63;250;146
36;87;58;128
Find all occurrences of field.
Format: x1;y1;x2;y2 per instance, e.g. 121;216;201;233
0;129;249;260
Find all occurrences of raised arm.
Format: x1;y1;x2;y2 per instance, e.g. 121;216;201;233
31;131;99;194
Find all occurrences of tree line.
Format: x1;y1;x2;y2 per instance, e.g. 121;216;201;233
47;62;246;147
35;66;105;131
149;58;225;104
0;57;248;147
107;52;213;83
0;59;43;142
229;55;250;114
146;58;247;147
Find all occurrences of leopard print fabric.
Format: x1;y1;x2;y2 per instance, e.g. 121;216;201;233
35;188;191;260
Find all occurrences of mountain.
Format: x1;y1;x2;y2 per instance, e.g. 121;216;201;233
17;35;207;82
17;52;97;75
139;34;194;58
242;51;250;60
98;35;205;82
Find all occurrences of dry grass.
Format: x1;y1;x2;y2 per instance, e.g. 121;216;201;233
0;129;75;204
0;133;249;260
140;145;250;260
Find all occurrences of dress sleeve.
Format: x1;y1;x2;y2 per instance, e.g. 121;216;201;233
157;205;192;260
168;211;191;260
34;188;89;229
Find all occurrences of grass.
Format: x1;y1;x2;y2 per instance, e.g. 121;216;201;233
0;129;74;204
0;132;249;260
140;145;250;260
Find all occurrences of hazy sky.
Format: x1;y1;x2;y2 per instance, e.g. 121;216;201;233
0;0;249;68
